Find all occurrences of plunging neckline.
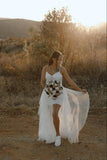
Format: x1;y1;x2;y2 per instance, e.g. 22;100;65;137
46;71;60;76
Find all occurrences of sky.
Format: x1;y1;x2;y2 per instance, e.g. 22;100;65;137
0;0;106;27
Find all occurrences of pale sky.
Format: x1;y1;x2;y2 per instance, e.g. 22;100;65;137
0;0;106;26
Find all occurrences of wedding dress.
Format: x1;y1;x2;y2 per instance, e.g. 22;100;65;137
38;70;90;144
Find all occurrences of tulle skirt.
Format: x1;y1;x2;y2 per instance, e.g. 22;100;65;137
38;87;90;144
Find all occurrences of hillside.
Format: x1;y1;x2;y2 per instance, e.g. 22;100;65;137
0;18;106;39
0;18;41;38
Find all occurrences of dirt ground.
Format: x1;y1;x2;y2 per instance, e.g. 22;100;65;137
0;106;106;160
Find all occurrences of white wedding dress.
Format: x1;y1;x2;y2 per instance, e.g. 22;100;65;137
38;70;90;144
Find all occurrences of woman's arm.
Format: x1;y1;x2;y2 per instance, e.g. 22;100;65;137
40;65;47;89
61;66;86;93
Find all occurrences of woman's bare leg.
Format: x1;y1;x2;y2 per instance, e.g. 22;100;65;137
53;104;61;136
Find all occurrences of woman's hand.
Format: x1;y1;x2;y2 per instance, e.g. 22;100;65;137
61;67;88;94
81;89;87;93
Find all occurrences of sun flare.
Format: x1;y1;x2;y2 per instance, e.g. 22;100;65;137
55;0;106;27
0;0;106;27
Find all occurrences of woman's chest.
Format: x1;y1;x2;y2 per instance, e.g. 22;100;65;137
45;72;62;82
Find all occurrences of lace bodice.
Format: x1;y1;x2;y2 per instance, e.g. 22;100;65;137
45;71;63;85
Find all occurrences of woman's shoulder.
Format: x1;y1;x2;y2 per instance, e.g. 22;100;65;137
60;66;68;76
60;66;66;72
42;65;48;71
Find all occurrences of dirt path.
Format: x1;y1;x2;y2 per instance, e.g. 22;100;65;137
0;107;106;160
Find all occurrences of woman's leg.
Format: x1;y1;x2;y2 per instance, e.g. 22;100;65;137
53;104;61;136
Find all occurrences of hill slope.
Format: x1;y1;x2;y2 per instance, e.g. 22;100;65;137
0;18;41;38
0;18;106;39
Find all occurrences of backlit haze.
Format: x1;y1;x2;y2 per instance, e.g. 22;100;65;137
0;0;106;27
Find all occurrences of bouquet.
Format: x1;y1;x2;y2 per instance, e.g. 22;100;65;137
45;80;63;100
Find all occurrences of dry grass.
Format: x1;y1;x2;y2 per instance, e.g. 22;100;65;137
0;76;42;108
0;74;106;109
0;37;106;109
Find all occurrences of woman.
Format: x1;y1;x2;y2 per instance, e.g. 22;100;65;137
38;51;89;147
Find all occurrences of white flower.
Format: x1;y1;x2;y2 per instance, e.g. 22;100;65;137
50;88;52;91
53;90;56;94
56;87;59;91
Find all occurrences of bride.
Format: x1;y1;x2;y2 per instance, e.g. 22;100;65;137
38;50;90;147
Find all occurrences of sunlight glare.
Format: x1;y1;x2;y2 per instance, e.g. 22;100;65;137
0;0;106;27
55;0;106;27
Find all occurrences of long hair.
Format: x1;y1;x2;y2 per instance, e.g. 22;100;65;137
48;50;62;66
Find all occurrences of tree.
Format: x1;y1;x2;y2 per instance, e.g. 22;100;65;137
40;7;80;68
29;7;83;70
40;7;72;52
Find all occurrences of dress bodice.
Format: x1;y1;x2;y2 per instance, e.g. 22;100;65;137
45;71;63;84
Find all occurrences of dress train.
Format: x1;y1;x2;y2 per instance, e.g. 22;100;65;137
38;87;90;144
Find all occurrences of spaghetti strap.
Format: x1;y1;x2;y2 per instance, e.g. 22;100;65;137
59;67;60;72
59;67;62;74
